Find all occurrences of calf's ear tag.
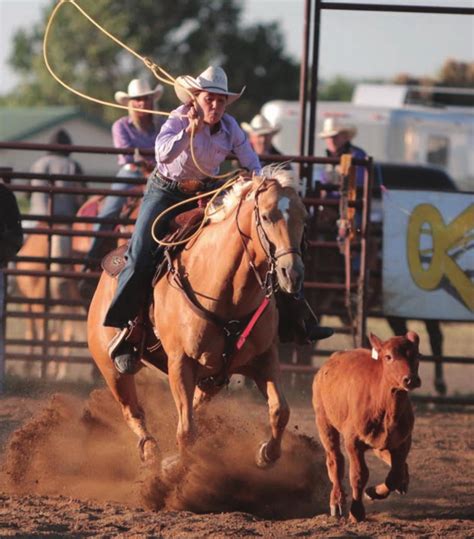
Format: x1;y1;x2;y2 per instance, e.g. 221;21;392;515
371;348;379;360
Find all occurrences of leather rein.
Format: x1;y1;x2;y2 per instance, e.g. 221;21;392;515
168;179;303;390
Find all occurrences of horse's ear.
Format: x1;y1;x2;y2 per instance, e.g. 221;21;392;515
368;332;382;351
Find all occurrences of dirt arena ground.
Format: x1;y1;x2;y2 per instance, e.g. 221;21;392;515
0;366;473;538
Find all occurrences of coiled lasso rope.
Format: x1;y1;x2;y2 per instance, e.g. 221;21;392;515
43;0;247;246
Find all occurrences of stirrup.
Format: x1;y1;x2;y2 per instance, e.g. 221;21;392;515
113;345;140;375
107;326;131;359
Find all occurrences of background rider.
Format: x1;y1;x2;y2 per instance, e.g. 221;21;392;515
85;78;164;269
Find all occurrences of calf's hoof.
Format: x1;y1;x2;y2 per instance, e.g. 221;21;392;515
396;482;408;495
255;442;279;469
349;500;366;522
330;503;344;518
365;484;390;501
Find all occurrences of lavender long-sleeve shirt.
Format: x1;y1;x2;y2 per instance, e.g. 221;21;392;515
112;116;162;166
155;105;261;180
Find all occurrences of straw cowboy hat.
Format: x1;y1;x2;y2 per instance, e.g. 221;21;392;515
241;114;281;136
174;66;244;105
318;117;357;139
114;79;164;105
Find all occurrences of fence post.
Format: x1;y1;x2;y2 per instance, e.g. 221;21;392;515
0;167;14;393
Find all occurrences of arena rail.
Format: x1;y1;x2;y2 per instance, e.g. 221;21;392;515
1;142;472;405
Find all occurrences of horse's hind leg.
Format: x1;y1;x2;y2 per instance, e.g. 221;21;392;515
99;364;159;462
248;345;290;468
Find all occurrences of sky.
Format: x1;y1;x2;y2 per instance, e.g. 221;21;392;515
0;0;473;96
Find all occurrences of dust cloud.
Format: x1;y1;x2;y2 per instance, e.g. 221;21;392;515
1;374;329;518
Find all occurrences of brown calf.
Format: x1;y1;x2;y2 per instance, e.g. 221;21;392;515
312;331;421;522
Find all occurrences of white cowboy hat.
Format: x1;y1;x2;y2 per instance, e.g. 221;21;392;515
114;78;164;105
241;114;281;136
174;66;245;105
318;117;357;139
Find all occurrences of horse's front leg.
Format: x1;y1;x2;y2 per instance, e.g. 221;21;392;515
249;345;290;468
164;354;197;479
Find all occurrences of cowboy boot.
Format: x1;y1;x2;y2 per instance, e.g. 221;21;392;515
277;291;334;345
293;318;334;344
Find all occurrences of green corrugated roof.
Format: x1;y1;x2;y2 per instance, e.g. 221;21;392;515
0;106;108;141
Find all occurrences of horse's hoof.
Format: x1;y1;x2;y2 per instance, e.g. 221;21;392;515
330;503;344;517
138;436;159;464
365;485;388;501
161;454;183;485
255;442;278;469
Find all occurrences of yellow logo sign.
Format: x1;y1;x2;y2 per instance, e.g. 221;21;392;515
407;203;474;312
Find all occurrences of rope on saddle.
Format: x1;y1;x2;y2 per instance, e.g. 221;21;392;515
337;154;357;346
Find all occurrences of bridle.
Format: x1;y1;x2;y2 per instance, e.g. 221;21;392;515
236;178;303;297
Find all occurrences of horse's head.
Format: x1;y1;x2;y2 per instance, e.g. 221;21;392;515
253;167;308;294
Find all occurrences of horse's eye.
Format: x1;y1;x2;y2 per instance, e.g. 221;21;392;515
384;354;393;362
261;214;270;223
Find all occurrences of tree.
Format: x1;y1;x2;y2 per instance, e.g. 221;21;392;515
392;59;474;107
6;0;299;124
318;76;354;102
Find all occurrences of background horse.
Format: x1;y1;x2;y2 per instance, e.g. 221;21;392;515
88;167;307;473
15;224;82;380
71;192;141;270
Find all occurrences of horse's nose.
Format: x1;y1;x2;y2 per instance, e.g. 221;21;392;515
283;264;303;289
403;375;421;390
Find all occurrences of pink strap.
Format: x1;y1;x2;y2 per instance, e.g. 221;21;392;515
236;297;270;350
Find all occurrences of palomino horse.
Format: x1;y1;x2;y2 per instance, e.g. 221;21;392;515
88;166;307;470
15;225;81;379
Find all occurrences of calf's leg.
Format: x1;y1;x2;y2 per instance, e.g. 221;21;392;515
345;437;369;522
314;399;346;517
366;436;411;500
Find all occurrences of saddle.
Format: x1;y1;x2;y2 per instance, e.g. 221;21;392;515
101;206;206;375
101;206;205;278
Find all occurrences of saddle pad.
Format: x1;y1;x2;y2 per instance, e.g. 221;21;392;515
77;195;104;218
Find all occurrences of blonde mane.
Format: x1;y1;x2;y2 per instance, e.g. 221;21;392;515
208;164;301;224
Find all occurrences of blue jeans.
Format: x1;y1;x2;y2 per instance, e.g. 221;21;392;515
103;174;195;328
88;166;142;263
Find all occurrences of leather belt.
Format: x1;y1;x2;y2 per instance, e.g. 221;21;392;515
153;171;211;195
